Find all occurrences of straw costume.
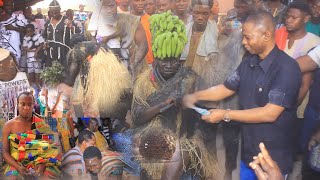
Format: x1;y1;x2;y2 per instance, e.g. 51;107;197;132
64;42;131;119
131;11;218;179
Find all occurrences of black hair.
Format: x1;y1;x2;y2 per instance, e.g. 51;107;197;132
17;91;34;103
288;1;311;15
26;24;35;31
78;129;95;144
83;146;102;160
89;118;99;125
23;6;32;13
191;0;213;9
245;10;276;32
66;9;73;14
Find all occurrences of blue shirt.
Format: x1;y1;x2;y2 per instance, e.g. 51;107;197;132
224;46;301;174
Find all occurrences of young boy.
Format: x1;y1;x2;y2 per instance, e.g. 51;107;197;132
22;24;44;88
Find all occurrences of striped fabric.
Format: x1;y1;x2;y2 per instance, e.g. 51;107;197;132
98;151;125;178
61;146;86;177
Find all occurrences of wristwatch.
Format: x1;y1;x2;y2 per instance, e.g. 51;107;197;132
223;109;231;122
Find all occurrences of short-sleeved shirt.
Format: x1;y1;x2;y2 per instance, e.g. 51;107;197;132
61;146;86;177
224;46;301;174
308;45;320;67
23;33;44;62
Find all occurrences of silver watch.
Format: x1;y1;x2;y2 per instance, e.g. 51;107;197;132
223;109;231;122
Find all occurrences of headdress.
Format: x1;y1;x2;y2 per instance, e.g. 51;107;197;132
149;11;188;60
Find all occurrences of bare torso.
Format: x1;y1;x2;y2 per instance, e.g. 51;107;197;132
5;116;33;134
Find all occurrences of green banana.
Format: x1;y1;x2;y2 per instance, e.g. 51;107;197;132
178;33;188;44
162;34;169;58
175;40;182;58
156;48;162;58
167;21;174;32
157;33;166;50
171;32;178;56
166;32;172;57
176;25;181;33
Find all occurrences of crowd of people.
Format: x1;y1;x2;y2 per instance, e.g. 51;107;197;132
1;0;320;179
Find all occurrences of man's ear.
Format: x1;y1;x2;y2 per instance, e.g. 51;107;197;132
263;31;272;42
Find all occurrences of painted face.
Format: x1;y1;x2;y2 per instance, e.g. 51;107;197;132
84;157;102;175
285;8;308;32
49;7;61;20
157;0;172;13
156;58;180;80
242;22;266;55
192;4;211;28
145;0;156;15
18;94;34;119
131;0;146;14
174;0;189;15
26;27;35;37
211;0;220;15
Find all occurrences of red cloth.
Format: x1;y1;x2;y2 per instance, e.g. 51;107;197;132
141;13;154;64
275;26;288;51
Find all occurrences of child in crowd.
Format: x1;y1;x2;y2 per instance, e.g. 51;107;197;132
22;24;44;88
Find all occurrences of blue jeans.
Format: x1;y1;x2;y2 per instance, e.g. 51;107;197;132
300;106;320;152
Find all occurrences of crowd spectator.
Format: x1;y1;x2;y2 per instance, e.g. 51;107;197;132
156;0;172;13
173;0;192;25
0;0;28;66
306;0;320;36
34;8;45;19
43;0;80;67
130;0;154;65
22;24;45;89
61;129;96;178
262;0;287;28
117;0;130;13
145;0;156;15
83;146;125;180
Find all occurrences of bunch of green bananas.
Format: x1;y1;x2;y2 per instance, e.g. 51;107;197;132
149;11;188;59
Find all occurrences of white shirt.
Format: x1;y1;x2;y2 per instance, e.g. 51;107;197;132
308;45;320;68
